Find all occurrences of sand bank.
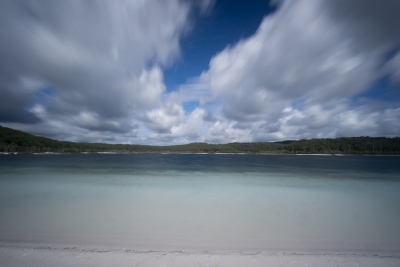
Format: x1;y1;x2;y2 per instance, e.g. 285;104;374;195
1;245;399;267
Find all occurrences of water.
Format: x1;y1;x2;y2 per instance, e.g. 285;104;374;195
0;154;400;253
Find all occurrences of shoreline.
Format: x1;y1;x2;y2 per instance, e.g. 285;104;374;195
1;151;399;156
3;242;400;256
1;243;400;267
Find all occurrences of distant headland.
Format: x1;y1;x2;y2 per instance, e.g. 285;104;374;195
1;125;399;155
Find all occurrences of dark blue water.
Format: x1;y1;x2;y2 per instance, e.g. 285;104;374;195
1;154;400;253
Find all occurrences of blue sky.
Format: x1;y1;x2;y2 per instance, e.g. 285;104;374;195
0;0;399;144
164;0;277;92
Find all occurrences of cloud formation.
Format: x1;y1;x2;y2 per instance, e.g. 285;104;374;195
0;0;399;144
0;0;200;142
199;0;400;142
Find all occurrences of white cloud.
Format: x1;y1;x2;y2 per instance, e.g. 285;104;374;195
170;80;213;104
385;52;400;84
0;0;214;143
198;0;400;142
145;103;185;134
147;108;207;144
1;0;399;144
130;66;166;110
206;119;251;143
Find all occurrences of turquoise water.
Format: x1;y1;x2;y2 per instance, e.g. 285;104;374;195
0;154;400;253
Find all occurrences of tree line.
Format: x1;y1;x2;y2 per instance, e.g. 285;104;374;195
1;125;399;154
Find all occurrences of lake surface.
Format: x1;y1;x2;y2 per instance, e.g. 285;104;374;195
1;154;400;253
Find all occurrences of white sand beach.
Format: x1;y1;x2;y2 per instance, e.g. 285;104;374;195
1;244;400;267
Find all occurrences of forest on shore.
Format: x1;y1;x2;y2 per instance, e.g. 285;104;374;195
1;125;400;155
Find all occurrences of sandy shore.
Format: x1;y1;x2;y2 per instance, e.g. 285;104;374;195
1;245;400;267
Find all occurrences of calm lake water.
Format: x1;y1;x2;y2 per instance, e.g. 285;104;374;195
1;154;400;253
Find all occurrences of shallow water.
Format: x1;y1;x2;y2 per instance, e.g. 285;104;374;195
0;154;400;253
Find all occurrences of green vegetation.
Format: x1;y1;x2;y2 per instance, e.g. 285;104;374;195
1;125;399;154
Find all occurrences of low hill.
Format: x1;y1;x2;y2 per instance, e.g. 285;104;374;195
1;125;399;154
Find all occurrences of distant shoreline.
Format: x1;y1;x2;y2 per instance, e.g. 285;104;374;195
1;243;399;267
1;151;399;156
2;125;400;155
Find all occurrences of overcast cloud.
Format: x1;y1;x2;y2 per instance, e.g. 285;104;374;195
0;0;399;144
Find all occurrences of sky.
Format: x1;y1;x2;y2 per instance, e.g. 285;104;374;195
0;0;400;145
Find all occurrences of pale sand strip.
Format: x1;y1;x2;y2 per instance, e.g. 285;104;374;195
1;246;400;267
